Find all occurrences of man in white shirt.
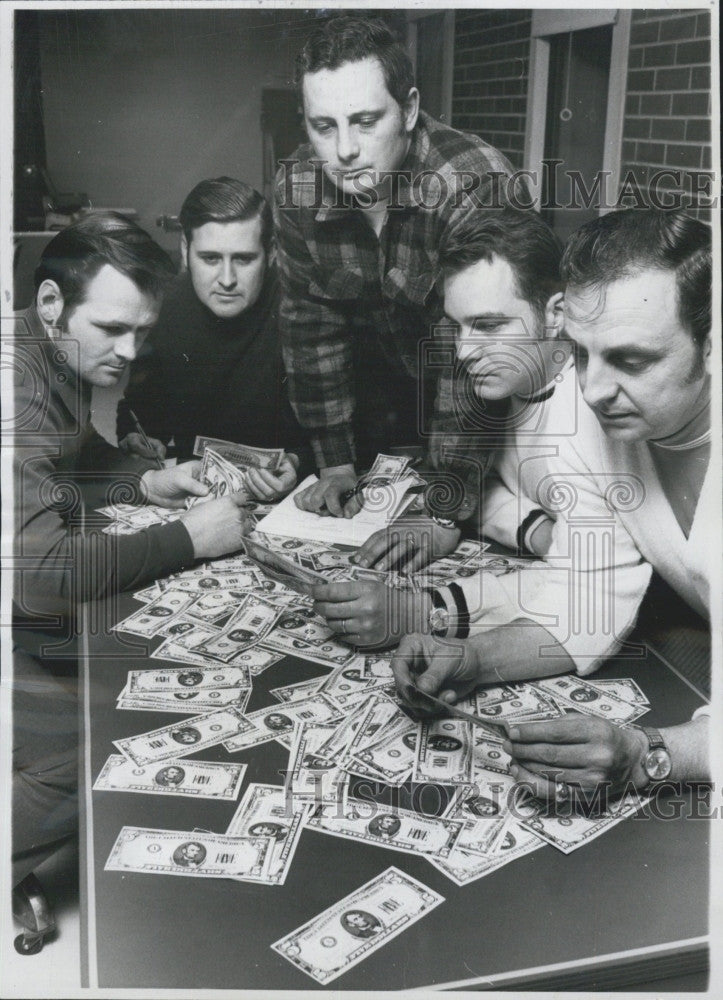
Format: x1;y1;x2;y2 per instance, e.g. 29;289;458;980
392;207;712;797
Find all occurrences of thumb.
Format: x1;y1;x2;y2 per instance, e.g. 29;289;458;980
230;489;251;508
416;657;458;696
178;474;210;497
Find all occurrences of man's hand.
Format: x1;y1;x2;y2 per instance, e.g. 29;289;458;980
391;633;481;714
503;715;649;799
352;516;461;572
294;464;360;518
312;582;431;649
246;454;299;502
141;461;209;509
119;432;167;462
180;493;253;560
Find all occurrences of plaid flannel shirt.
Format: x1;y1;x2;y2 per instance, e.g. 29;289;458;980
274;111;526;470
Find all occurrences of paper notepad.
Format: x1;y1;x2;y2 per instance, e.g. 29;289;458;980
256;475;418;547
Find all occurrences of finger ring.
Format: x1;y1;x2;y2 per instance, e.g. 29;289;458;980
340;619;348;634
554;781;570;802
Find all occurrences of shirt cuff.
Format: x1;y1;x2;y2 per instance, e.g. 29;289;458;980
516;509;550;556
311;426;357;470
692;706;710;720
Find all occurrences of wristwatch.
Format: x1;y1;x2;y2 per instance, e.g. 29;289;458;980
427;590;450;637
430;515;457;530
640;727;672;784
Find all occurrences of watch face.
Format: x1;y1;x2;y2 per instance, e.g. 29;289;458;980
645;748;672;781
429;608;449;632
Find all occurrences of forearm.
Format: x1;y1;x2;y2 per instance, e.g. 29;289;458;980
468;620;576;685
660;716;709;784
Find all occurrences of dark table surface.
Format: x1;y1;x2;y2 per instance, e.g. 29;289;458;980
80;588;710;991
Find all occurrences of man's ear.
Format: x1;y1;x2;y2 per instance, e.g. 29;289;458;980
36;279;64;329
702;333;712;375
402;87;420;133
544;291;565;338
179;233;189;273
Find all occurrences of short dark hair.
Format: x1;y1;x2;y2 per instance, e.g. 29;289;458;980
35;212;175;315
295;15;414;108
179;176;272;253
439;208;563;324
560;208;712;350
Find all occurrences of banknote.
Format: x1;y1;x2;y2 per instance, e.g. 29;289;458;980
589;677;650;707
105;826;272;881
93;754;246;800
187;447;251;509
151;613;215;641
348;714;417;785
341;693;402;765
223;694;343;753
114;707;254;766
520;791;649;854
474;684;563;723
413;718;474;785
307;798;463;860
359;653;393;680
273;608;337;647
126;664;251;694
285;723;350;806
193;595;281;662
193;435;284;471
260;629;357;668
270;867;443;984
472;735;513;778
225;783;309;885
318;663;394;706
132;583;163;603
535;676;649;725
313;695;376;761
243;534;327;595
269;676;328;703
111;589;197;637
429;819;542;886
116;686;251;714
151;626;228;669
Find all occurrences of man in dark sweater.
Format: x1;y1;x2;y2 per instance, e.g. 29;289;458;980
117;177;309;501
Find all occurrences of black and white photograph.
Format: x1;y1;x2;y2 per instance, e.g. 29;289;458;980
1;1;719;994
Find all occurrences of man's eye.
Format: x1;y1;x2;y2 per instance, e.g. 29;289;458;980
619;359;651;374
199;256;220;264
359;118;377;128
313;122;333;135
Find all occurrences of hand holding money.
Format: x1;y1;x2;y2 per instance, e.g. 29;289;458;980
353;516;461;572
312;581;432;648
503;715;650;799
391;633;482;712
181;492;253;559
245;454;299;502
141;460;210;509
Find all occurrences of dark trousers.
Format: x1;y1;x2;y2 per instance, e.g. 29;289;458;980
12;636;79;887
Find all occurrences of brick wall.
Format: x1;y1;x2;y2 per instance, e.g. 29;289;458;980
451;10;531;168
620;8;712;216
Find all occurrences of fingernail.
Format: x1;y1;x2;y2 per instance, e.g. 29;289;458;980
510;764;519;779
508;727;520;741
358;559;368;568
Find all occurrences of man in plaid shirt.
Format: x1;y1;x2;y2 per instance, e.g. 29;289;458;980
275;15;527;517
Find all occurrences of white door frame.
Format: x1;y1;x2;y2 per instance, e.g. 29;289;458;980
524;9;632;212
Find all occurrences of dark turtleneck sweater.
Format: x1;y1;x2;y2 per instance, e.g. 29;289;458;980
117;266;310;467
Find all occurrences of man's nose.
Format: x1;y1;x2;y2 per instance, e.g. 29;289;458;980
114;331;138;362
580;358;618;409
219;258;237;288
336;124;360;163
456;336;484;366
